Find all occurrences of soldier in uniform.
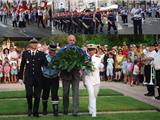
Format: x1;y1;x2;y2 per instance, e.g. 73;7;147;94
72;9;79;33
82;10;95;34
107;10;117;34
78;11;85;33
66;11;72;33
41;42;60;116
19;39;47;117
95;8;103;32
131;3;142;34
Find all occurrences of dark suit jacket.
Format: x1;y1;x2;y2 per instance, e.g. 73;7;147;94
19;50;47;85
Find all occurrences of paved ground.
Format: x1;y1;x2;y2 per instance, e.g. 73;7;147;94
0;19;62;37
117;16;160;34
0;81;160;110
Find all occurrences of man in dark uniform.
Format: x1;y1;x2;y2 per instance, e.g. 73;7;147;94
62;12;68;33
77;12;85;33
42;42;60;116
72;9;79;33
66;11;72;33
82;10;94;34
107;10;117;34
19;39;47;117
131;3;142;34
95;8;103;32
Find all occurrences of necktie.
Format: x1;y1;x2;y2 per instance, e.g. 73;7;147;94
32;52;35;58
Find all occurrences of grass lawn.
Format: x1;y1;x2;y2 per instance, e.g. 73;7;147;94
0;112;160;120
0;88;123;99
0;96;155;115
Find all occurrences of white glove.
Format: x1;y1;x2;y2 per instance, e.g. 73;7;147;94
19;79;24;85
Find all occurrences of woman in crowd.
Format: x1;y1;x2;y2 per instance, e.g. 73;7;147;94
115;50;124;81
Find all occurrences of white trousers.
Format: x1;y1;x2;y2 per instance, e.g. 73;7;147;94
86;83;100;116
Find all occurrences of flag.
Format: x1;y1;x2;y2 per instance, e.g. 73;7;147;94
29;3;32;12
17;0;22;14
22;0;28;10
6;1;10;13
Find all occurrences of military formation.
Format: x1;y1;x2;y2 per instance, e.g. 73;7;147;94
53;8;118;34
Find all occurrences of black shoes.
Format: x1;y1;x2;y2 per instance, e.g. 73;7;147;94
63;111;68;115
33;113;39;117
72;113;79;117
53;104;59;116
42;102;48;115
144;93;154;96
155;96;160;100
27;109;32;117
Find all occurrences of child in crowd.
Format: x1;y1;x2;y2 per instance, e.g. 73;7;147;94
3;61;11;83
126;58;133;86
133;60;140;85
0;60;3;83
10;61;18;83
121;56;128;83
106;53;114;81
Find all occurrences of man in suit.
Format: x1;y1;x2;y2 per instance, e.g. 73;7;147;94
19;38;47;117
57;35;87;116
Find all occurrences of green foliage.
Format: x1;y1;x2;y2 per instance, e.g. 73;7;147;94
40;35;157;48
14;41;29;48
53;45;93;72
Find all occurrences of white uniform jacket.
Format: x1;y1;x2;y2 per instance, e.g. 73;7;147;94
84;54;104;86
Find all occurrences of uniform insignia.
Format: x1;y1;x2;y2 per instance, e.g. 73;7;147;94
27;60;29;64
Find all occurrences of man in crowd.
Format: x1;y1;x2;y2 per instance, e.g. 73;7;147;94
19;39;47;117
82;10;94;34
143;44;157;97
131;3;142;34
153;43;160;100
38;7;45;28
95;8;104;33
41;42;60;116
107;10;117;34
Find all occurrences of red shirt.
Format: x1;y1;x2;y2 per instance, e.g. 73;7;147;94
122;49;128;56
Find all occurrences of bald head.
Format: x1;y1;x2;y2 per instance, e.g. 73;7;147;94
67;35;76;44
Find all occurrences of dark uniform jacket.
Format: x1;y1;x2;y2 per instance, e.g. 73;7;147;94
19;50;47;85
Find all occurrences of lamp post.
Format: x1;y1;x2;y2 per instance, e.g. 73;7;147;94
51;0;54;34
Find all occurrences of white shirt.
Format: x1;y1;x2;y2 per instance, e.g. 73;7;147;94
84;54;104;86
38;10;43;16
131;8;142;18
12;12;17;21
133;65;139;75
153;53;160;70
9;51;18;59
146;50;157;65
107;58;114;68
30;50;37;56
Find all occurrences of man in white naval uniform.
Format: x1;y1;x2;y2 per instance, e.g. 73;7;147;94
83;44;104;117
